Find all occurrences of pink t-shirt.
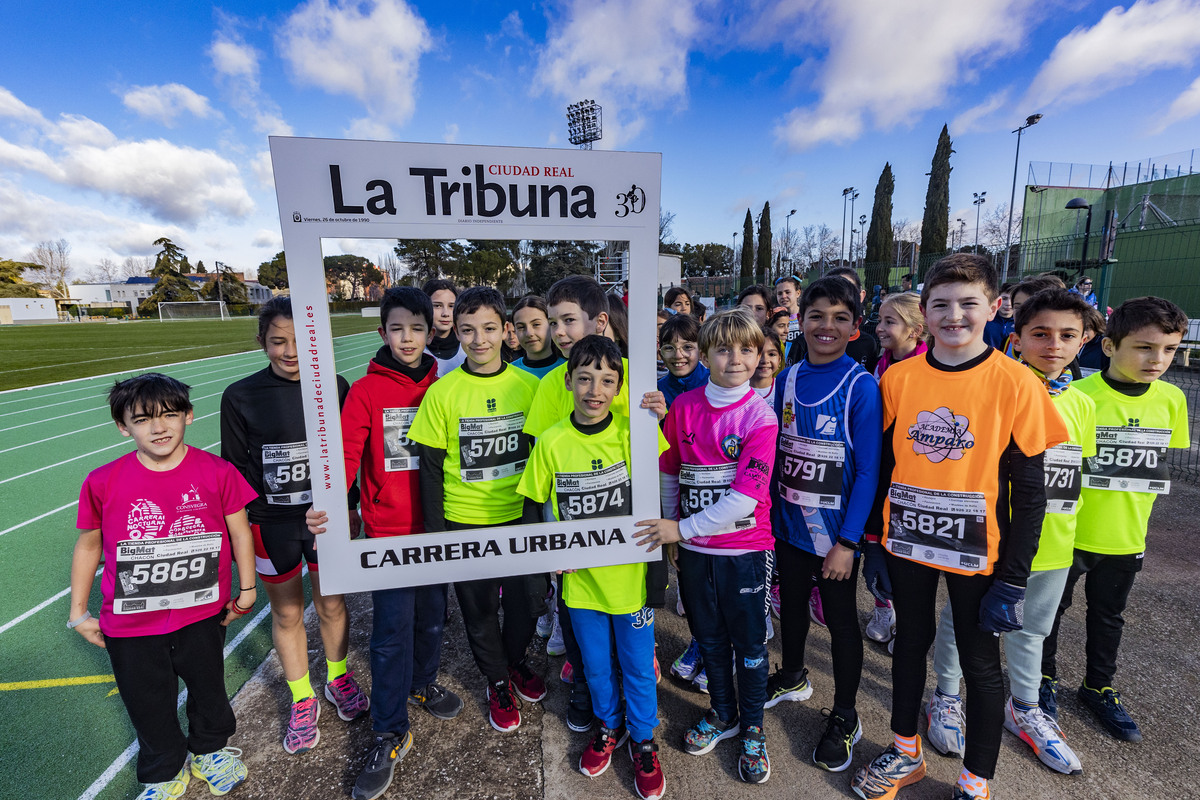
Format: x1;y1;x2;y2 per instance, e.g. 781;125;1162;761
660;387;778;553
77;447;257;638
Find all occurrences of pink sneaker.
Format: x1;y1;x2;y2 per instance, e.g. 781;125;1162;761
808;585;826;627
283;696;321;754
561;660;574;684
769;583;781;618
325;671;370;722
509;661;547;702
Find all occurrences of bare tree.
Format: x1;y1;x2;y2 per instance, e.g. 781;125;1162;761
121;255;153;277
26;239;72;297
795;224;841;273
81;257;121;283
379;250;405;285
980;203;1020;253
659;209;677;246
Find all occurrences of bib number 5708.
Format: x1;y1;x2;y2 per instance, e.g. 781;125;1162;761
468;433;520;459
901;510;965;540
130;557;208;585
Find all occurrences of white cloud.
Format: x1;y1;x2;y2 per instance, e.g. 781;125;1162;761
251;228;281;248
0;86;48;125
0;87;253;224
772;0;1038;150
443;123;459;143
1027;0;1200;108
251;150;275;190
277;0;433;137
122;83;216;126
535;0;702;146
951;89;1012;134
209;34;294;135
1154;73;1200;131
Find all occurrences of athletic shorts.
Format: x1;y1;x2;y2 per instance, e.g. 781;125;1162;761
251;520;318;584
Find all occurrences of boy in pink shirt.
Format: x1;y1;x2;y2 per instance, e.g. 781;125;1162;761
70;373;258;800
637;309;779;785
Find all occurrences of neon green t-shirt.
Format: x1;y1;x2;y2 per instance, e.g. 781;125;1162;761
523;358;631;437
1031;387;1097;571
517;414;651;614
1073;373;1190;555
407;363;540;524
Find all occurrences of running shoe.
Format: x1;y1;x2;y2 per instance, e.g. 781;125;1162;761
190;748;247;796
654;651;661;684
326;671;371;722
950;785;991;800
670;639;703;681
813;708;863;772
351;732;412;800
579;724;629;777
865;601;896;643
738;725;771;784
675;592;686;617
764;667;813;708
769;583;781;619
536;584;557;638
135;765;189;800
851;742;926;800
509;661;547;703
684;709;739;755
887;637;894;656
1039;675;1059;723
809;585;826;627
1077;682;1142;742
487;680;522;732
1003;696;1082;775
630;739;665;800
566;678;594;732
408;682;463;720
925;690;966;757
692;667;709;694
547;613;566;656
560;660;574;684
765;611;775;641
283;696;321;754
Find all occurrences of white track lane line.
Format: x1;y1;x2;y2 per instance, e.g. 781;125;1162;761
0;329;378;398
0;500;79;538
75;603;273;800
0;568;102;635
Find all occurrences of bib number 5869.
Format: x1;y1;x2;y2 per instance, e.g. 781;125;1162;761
901;510;965;540
130;557;207;585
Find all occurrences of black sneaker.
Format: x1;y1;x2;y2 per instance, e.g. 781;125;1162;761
812;708;862;772
408;682;464;720
1039;675;1059;722
1078;682;1142;742
764;667;813;708
351;732;412;800
566;678;594;732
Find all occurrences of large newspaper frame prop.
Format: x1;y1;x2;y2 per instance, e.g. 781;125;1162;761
269;136;662;594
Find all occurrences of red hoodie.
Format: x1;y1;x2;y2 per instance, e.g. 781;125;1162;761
341;350;437;537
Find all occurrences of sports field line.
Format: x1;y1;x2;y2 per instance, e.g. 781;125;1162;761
0;568;102;636
0;385;230;434
76;602;273;800
0;419;112;454
0;674;115;691
0;330;379;399
6;344;233;375
0;500;79;538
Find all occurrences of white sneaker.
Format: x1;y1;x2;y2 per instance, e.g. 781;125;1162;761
925;691;966;757
675;593;686;617
1004;696;1082;775
547;613;566;656
865;603;896;643
536;583;556;638
765;612;775;641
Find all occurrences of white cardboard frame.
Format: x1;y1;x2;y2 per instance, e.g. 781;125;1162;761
269;136;662;593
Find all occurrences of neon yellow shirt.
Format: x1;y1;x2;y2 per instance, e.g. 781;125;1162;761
1074;373;1190;555
408;363;540;524
1031;387;1097;571
523;359;631;437
517;414;658;614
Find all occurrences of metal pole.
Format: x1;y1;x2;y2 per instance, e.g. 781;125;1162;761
1004;127;1023;283
1080;206;1093;270
841;189;850;266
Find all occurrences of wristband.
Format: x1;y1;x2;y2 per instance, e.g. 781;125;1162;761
239;586;257;592
230;601;252;615
836;535;862;552
67;611;92;629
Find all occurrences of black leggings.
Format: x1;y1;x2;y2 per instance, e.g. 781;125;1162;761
887;553;1004;779
776;539;863;714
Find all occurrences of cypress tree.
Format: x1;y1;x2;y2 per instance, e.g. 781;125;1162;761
920;124;953;256
740;209;755;282
755;202;772;284
865;163;895;292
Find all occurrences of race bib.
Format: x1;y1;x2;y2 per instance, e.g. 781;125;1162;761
1084;427;1171;494
778;433;845;509
458;413;531;482
261;441;311;505
1044;443;1083;514
886;483;988;572
113;532;222;614
679;463;755;534
382;407;419;472
786;317;802;343
556;462;632;521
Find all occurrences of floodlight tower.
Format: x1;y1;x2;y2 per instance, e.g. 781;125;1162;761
566;100;603;149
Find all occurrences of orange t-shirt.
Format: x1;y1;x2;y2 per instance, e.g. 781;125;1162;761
879;350;1068;576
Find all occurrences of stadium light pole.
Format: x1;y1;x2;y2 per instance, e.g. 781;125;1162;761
731;231;738;276
841;187;854;265
973;192;987;253
783;209;796;278
566;100;602;149
956;218;966;250
1065;197;1093;271
1004;113;1042;283
858;214;867;268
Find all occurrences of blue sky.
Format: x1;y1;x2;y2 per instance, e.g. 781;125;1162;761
3;0;1200;281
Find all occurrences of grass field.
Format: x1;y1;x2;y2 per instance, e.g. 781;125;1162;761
1;315;383;391
0;321;382;800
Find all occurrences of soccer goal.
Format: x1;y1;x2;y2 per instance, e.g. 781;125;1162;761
158;301;230;321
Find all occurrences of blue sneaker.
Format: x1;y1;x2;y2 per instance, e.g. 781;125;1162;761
1078;682;1142;742
1039;675;1059;722
851;742;926;799
190;748;247;796
692;667;709;694
671;639;702;681
135;765;189;800
684;709;739;755
738;725;771;784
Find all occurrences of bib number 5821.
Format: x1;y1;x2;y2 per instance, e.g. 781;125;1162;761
901;510;965;540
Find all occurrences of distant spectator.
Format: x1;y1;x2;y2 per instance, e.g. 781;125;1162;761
663;286;692;316
1069;275;1099;308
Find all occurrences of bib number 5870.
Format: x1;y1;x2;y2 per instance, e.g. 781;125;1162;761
901;510;965;540
130;557;207;585
1094;446;1158;469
